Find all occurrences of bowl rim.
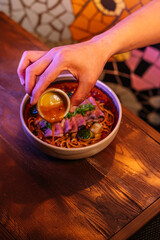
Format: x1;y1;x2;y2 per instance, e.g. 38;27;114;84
20;77;122;152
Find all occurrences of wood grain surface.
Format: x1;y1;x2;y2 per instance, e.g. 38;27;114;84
0;12;160;240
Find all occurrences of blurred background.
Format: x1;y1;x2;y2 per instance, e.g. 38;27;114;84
0;0;159;132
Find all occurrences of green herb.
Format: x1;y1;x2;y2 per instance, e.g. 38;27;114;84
65;103;95;119
77;126;91;140
65;112;74;119
47;122;52;129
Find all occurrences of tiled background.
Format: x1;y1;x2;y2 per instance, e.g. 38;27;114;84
103;45;160;132
0;0;159;131
0;0;151;44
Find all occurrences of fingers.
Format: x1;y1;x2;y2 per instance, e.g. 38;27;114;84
25;53;53;95
70;75;96;109
17;51;47;85
30;60;62;105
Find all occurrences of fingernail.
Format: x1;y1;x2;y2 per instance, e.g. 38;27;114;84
26;89;32;97
30;97;34;105
70;105;77;112
20;78;24;85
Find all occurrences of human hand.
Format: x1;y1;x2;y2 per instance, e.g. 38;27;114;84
17;39;110;108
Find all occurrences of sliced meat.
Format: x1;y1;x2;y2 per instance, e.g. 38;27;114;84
74;114;86;127
41;96;104;137
87;96;97;106
44;128;52;138
70;117;78;133
54;123;63;137
64;119;72;133
38;119;47;129
85;106;104;122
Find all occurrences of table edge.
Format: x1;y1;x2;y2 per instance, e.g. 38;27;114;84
110;197;160;240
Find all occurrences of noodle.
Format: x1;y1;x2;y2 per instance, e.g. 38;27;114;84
51;102;114;148
52;123;55;145
25;83;117;149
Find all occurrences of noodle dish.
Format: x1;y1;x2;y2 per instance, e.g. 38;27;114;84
20;77;122;160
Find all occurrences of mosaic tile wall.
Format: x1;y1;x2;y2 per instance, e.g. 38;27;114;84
0;0;159;131
0;0;151;43
103;44;160;132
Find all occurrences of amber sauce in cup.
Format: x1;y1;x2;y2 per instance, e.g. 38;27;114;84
37;89;70;144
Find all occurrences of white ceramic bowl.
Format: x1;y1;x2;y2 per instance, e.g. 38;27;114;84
20;74;122;160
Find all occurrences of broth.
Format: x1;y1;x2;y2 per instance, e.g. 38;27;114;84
24;81;118;148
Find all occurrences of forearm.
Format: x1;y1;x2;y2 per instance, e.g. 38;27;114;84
92;0;160;62
17;0;160;105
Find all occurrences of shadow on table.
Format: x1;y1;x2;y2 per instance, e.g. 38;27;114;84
0;128;116;213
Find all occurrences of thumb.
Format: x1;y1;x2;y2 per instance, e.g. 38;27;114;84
70;76;95;108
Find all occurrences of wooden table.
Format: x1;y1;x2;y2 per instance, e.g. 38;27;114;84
0;12;160;240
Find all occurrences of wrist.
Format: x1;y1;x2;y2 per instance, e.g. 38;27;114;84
91;24;131;64
91;30;120;64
